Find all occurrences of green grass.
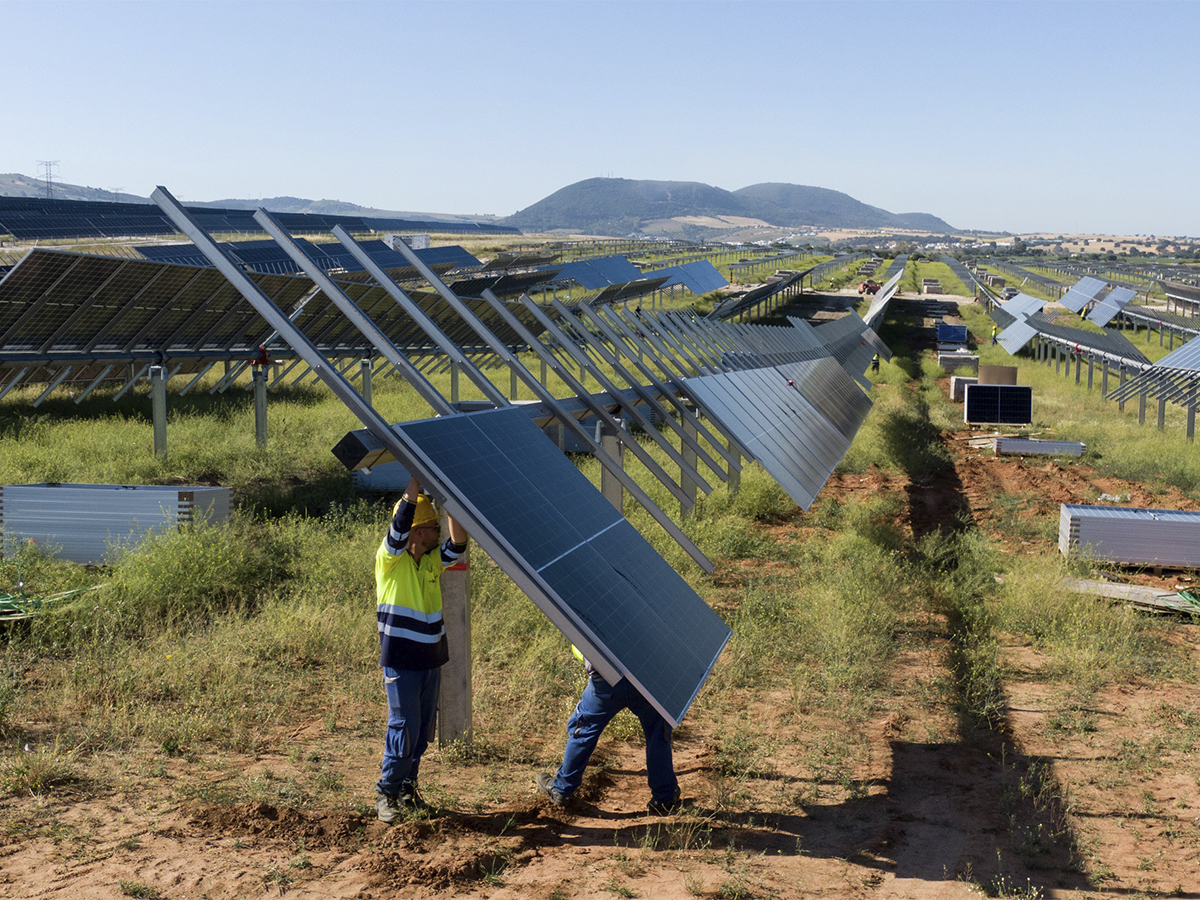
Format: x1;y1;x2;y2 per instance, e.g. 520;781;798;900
1;297;1196;900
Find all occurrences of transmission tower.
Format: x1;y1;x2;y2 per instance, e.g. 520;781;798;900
36;160;60;198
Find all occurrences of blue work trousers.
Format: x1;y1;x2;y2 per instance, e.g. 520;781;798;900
377;666;440;795
551;674;678;805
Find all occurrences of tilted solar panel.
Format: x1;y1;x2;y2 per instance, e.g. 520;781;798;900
1087;287;1136;327
1059;276;1108;313
683;357;871;510
396;406;730;727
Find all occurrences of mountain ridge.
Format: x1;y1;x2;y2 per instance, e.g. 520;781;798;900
504;177;955;236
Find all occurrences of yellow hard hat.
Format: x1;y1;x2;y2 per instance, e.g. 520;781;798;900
393;494;439;528
411;494;438;528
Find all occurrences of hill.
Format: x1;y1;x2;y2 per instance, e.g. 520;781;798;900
505;177;955;236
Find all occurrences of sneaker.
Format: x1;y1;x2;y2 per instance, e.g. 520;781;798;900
376;791;403;824
647;789;683;815
535;772;568;808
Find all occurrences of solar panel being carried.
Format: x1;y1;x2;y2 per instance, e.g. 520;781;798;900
397;406;730;726
1087;286;1136;327
1059;276;1108;313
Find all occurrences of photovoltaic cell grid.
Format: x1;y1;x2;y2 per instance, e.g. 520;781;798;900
0;196;519;240
395;406;730;727
136;239;482;278
964;384;1033;425
546;255;644;290
683;356;871;510
937;323;969;344
645;261;729;295
1059;276;1108;313
1087;287;1136;327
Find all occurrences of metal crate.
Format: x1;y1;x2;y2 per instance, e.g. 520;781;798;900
1059;504;1200;568
0;483;232;564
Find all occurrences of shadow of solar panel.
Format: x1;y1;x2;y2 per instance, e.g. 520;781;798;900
395;406;730;727
964;384;1032;425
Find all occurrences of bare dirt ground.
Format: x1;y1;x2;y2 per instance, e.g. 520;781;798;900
4;330;1200;900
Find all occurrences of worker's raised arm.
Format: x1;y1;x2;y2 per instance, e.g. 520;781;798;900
446;515;467;547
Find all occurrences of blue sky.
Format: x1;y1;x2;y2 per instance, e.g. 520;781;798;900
5;1;1198;236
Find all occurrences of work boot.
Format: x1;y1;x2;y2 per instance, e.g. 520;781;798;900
535;772;568;808
646;788;683;815
398;782;432;812
376;791;403;824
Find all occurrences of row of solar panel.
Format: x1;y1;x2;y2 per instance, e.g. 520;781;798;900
134;239;483;277
0;197;520;240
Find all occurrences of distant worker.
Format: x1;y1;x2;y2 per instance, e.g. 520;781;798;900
374;475;467;823
991;324;998;345
871;353;880;373
536;648;681;815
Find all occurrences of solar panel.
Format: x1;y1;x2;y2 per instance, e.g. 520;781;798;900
548;255;644;290
1059;276;1108;313
963;384;1033;425
1087;287;1136;327
398;407;730;726
937;323;969;344
996;320;1038;354
998;293;1044;319
683;356;871;510
646;261;729;295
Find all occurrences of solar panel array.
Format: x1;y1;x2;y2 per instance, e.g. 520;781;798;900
547;255;644;290
136;239;482;278
0;195;519;240
0;246;547;398
3;184;896;726
645;260;729;295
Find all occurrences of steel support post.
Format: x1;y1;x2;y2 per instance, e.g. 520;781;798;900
438;509;471;748
1188;389;1197;442
681;417;698;518
1102;359;1109;395
1119;364;1126;411
1158;394;1167;431
1139;387;1147;425
151;365;168;460
360;358;372;407
1087;356;1094;391
253;365;268;448
598;421;624;512
451;360;460;403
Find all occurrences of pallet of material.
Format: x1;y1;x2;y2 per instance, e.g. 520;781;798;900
1059;504;1200;569
0;483;232;565
996;438;1085;457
